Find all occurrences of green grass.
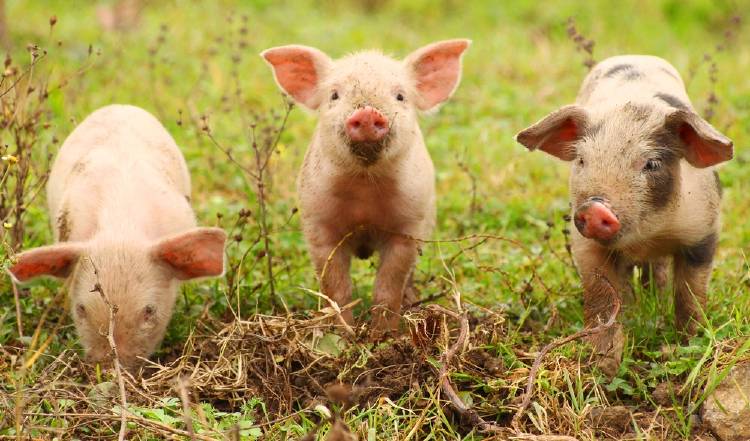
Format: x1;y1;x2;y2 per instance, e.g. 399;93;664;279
1;0;749;439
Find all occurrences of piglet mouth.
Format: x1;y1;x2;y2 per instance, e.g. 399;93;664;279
343;106;391;166
347;139;390;165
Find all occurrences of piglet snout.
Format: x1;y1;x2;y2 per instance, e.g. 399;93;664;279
574;199;620;241
346;106;389;143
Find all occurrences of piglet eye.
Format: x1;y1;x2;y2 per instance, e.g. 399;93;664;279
577;157;585;166
76;304;87;318
644;159;661;172
396;93;405;102
331;91;339;101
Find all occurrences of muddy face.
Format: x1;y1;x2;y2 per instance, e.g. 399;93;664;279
68;245;177;369
262;41;470;169
569;105;681;247
316;54;417;167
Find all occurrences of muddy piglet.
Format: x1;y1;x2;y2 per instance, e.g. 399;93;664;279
9;105;227;368
516;55;733;375
262;40;470;333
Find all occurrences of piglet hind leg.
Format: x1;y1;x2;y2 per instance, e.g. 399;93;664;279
672;235;715;336
370;235;419;337
575;242;629;377
309;242;354;326
638;257;670;292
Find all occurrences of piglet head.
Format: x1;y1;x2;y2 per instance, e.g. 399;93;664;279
9;227;226;369
516;103;732;248
262;39;470;167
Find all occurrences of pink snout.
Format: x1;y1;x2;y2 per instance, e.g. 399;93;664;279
574;200;621;241
345;106;389;143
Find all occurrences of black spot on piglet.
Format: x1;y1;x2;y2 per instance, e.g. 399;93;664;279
654;93;689;111
681;233;717;267
605;64;642;80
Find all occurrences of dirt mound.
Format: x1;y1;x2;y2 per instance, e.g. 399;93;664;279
137;306;507;418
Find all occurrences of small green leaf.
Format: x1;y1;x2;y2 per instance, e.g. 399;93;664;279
315;333;346;356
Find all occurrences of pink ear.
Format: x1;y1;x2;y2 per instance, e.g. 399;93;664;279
153;227;227;280
261;45;332;110
9;243;83;282
516;105;589;161
665;110;733;168
405;39;471;111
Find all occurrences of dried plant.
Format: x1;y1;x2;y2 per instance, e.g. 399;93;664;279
0;16;97;260
0;44;53;252
566;17;596;70
692;14;742;122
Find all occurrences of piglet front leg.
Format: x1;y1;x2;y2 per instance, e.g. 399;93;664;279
309;241;354;325
371;235;418;335
573;238;628;377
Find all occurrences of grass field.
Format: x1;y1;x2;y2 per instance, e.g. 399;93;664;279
1;0;749;439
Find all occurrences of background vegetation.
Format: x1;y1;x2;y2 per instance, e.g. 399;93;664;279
0;0;748;439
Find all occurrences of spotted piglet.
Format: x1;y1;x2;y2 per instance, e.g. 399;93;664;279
516;55;733;375
9;105;227;368
262;40;470;334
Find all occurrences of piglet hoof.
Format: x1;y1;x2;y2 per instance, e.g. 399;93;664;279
368;327;393;343
369;308;400;341
588;323;625;379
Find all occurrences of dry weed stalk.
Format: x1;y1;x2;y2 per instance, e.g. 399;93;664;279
565;17;596;70
201;101;294;314
89;260;128;441
0;44;52;251
430;302;505;434
0;15;97;254
694;13;742;122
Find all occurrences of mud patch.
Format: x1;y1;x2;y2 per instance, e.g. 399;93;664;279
588;405;632;434
57;207;72;241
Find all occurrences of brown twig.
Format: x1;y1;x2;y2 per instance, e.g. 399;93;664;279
428;294;505;433
511;274;622;429
89;259;128;441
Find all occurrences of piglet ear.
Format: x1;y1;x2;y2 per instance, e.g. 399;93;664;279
152;228;227;281
664;110;733;168
8;243;83;283
261;45;332;110
405;39;471;111
515;105;589;161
